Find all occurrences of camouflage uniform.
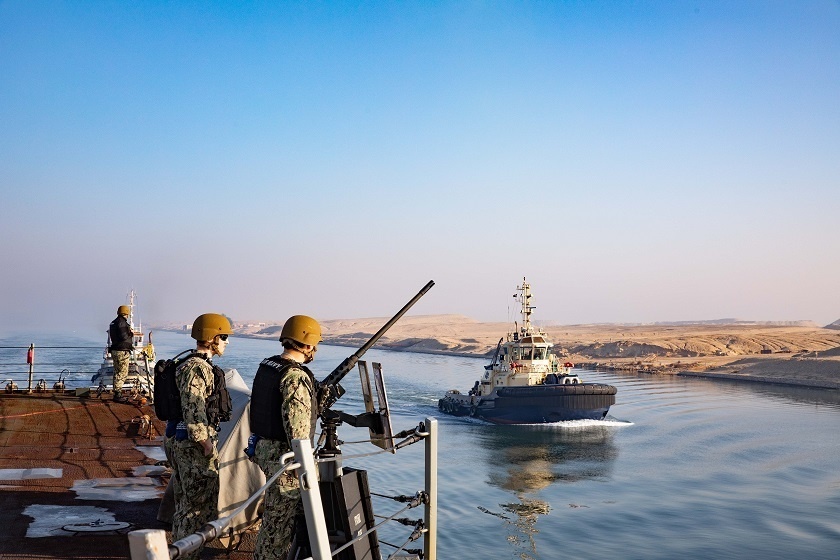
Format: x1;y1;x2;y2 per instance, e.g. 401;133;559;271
253;366;315;560
170;356;219;560
108;313;134;397
111;350;131;394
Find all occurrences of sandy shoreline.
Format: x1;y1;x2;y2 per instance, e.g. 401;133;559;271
164;314;840;391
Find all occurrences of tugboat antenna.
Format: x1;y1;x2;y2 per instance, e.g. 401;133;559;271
516;277;536;334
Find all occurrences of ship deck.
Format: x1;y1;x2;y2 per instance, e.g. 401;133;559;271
0;392;256;559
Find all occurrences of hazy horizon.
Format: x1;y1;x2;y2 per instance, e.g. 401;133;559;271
152;314;832;328
2;1;838;331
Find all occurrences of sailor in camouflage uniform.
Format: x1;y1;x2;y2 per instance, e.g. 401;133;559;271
250;315;321;560
108;305;134;401
168;313;233;560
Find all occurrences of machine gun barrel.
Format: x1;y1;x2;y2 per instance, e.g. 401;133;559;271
318;280;434;410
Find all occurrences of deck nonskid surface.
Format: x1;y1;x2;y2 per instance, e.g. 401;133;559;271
0;393;255;559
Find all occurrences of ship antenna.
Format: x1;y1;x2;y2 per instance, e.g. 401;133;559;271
127;290;136;330
518;277;535;334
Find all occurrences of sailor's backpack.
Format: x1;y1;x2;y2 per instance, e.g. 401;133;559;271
152;350;192;421
206;364;233;428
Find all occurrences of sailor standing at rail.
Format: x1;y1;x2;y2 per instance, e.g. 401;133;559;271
168;313;233;560
108;304;134;402
249;315;321;560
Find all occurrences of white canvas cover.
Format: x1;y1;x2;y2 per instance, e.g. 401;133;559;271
157;368;266;545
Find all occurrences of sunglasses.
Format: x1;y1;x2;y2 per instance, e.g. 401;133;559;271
219;334;229;341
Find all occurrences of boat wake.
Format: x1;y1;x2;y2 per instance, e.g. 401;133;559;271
531;418;633;429
452;415;633;428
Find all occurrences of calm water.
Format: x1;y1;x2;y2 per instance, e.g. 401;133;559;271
2;330;840;559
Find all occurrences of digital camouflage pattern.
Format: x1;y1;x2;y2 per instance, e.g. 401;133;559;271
170;356;219;560
253;438;303;560
177;356;218;442
253;366;315;560
111;349;130;393
171;437;220;560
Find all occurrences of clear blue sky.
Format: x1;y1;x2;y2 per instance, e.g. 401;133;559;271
2;0;839;332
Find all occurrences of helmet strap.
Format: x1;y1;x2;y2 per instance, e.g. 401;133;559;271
196;340;216;358
285;339;316;364
302;345;316;364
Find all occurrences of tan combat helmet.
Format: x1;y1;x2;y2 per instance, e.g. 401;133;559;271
191;313;233;341
117;305;130;316
280;315;322;346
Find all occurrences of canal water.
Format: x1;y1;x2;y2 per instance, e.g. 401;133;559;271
2;330;839;559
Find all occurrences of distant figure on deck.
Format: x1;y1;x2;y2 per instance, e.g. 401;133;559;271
249;315;321;560
168;313;233;560
108;304;134;402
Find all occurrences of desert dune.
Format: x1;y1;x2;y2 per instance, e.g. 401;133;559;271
229;315;840;390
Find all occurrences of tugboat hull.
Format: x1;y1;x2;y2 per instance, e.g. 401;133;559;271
439;383;617;424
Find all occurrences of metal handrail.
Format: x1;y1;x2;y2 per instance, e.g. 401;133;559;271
0;345;103;349
1;342;150;393
127;417;438;560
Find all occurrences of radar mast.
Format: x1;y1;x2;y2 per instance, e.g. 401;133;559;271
515;277;536;336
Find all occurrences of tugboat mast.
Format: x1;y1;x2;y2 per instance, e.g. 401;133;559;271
127;289;137;330
125;289;144;345
516;277;536;336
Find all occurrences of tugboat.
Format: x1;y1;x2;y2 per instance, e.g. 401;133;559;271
439;278;617;424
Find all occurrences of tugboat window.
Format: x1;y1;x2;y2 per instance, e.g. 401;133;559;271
534;348;546;360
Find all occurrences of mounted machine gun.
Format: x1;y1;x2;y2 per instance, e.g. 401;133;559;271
307;280;435;560
316;279;435;414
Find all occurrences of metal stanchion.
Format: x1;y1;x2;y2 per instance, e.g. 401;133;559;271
293;437;332;560
27;344;34;393
424;417;438;560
